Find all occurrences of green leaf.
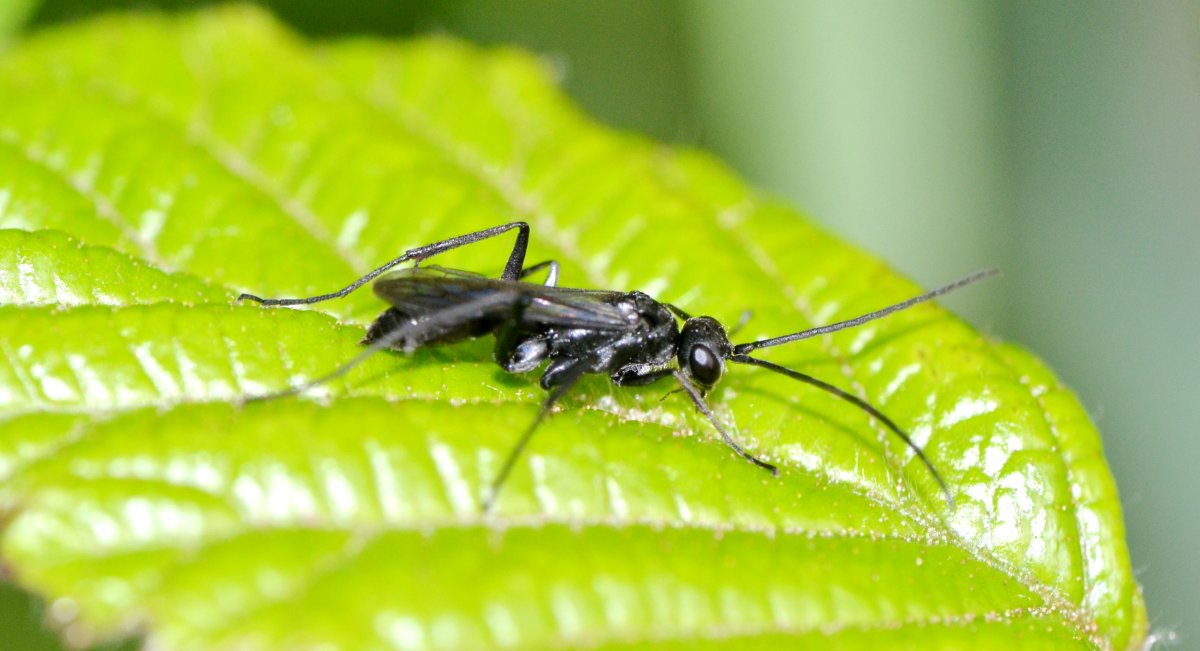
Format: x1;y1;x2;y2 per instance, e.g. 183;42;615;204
0;0;39;45
0;6;1146;650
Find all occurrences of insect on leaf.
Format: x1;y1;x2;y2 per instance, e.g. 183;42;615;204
0;6;1146;651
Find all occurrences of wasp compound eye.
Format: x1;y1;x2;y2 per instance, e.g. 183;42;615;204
688;344;723;387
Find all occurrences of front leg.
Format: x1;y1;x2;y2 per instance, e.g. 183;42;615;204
610;364;674;387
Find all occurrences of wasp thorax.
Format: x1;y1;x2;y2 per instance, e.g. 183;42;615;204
678;316;732;389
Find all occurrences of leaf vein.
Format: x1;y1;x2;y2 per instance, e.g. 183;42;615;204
27;73;365;278
0;134;165;268
990;349;1093;625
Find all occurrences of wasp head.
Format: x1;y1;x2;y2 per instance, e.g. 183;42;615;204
677;316;732;391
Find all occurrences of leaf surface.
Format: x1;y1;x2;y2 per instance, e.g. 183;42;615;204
0;7;1145;650
0;0;38;45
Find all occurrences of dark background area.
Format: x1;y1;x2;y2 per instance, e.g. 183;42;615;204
4;1;1197;648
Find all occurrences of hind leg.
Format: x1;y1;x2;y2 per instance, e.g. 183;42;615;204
238;221;534;306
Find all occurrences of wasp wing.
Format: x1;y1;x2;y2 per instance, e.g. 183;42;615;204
372;266;636;331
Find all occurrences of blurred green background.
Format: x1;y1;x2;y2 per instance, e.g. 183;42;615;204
2;1;1195;648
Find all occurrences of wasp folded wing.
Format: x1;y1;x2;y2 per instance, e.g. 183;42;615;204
366;266;636;349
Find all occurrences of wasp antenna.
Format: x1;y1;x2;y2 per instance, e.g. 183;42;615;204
729;354;954;508
733;268;998;355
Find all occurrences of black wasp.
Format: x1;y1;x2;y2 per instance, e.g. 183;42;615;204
239;222;995;510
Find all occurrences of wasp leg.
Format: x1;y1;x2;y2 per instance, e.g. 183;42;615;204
518;259;560;287
238;221;533;306
664;303;692;321
672;369;778;476
244;291;525;402
482;357;592;512
494;294;549;373
610;365;674;387
727;309;754;337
